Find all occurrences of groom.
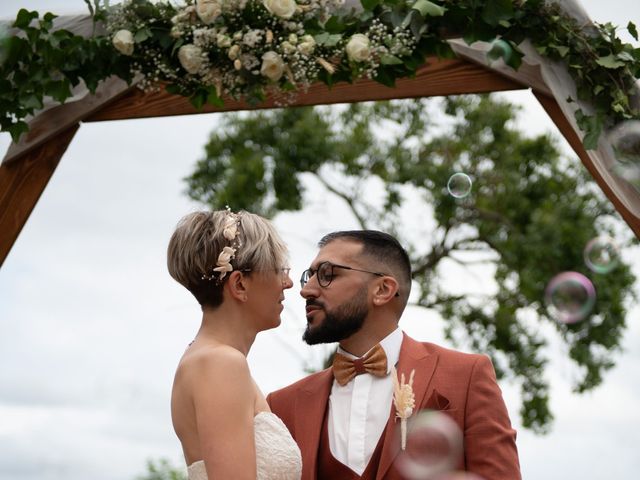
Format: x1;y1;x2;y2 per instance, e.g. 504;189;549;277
267;230;521;479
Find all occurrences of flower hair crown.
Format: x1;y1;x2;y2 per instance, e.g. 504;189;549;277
201;207;242;283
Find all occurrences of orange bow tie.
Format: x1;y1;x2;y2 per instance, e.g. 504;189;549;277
332;343;388;386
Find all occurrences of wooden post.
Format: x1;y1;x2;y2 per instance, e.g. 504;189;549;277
533;91;640;238
0;125;80;267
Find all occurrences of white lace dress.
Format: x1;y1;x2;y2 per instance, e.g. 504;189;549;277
187;412;302;480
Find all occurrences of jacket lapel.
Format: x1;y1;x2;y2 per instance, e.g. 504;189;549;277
376;334;439;479
295;368;333;480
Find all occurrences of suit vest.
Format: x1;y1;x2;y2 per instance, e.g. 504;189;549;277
317;400;387;479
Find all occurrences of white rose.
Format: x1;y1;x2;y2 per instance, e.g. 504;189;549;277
112;29;134;56
178;44;204;74
196;0;222;24
263;0;297;19
260;51;284;82
346;33;370;62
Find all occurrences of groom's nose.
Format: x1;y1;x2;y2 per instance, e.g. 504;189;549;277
300;276;319;299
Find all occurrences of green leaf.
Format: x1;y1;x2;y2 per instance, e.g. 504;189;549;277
314;32;342;47
628;21;638;41
551;44;569;58
575;109;603;150
14;9;39;29
189;91;207;110
596;54;625;69
206;88;224;108
324;15;346;33
411;0;446;17
45;80;72;102
8;120;29;143
360;0;381;11
380;54;403;65
481;0;514;28
20;94;43;110
134;27;153;43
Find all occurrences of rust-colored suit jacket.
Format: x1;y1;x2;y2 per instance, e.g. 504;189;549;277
267;333;521;480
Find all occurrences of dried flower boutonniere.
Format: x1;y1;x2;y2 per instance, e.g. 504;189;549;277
392;366;416;451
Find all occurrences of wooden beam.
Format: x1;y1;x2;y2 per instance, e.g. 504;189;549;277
3;77;132;165
87;57;525;122
533;91;640;238
0;125;80;267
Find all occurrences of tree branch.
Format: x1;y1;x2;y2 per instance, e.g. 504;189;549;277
315;172;368;229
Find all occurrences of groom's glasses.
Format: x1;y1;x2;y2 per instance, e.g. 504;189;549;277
300;261;390;289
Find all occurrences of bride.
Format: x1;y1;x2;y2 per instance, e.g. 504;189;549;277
167;209;302;480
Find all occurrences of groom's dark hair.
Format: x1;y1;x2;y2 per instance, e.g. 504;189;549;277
318;230;412;304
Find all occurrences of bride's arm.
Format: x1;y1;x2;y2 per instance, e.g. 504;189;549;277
192;346;257;479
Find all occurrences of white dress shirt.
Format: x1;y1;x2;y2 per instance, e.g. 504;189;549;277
327;327;403;474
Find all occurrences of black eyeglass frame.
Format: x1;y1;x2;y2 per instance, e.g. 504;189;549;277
300;261;398;296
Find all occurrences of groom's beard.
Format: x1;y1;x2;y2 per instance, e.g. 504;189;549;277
302;287;368;345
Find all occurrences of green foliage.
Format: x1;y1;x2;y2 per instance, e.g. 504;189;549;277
1;0;639;147
135;458;186;480
185;95;638;433
0;2;132;141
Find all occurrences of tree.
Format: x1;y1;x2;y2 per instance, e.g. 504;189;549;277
134;458;186;480
185;95;637;433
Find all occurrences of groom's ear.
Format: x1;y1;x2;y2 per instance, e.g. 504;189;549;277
226;270;249;302
371;276;399;306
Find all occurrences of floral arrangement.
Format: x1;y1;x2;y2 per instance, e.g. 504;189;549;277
392;366;415;450
105;0;418;107
1;0;639;148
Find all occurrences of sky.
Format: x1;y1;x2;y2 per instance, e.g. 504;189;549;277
1;1;640;479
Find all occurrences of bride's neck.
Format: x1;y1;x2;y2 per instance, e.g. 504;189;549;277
196;306;257;355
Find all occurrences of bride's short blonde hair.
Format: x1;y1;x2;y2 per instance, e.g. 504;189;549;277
167;210;288;307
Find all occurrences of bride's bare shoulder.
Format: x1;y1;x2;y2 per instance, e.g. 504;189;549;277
175;343;251;385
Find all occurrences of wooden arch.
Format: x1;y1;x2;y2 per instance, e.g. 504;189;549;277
2;26;640;268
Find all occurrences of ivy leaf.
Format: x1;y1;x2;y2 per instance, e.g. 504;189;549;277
596;54;625;69
481;0;514;28
575;109;603;150
14;9;39;29
360;0;381;11
411;0;446;17
374;67;396;87
189;90;207;110
8;120;29;143
628;21;638;41
20;94;43;110
551;44;569;58
45;80;72;102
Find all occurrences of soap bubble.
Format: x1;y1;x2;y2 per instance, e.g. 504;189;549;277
544;272;596;324
487;39;513;65
395;410;463;480
607;121;640;190
584;236;620;274
434;472;486;480
447;173;472;198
